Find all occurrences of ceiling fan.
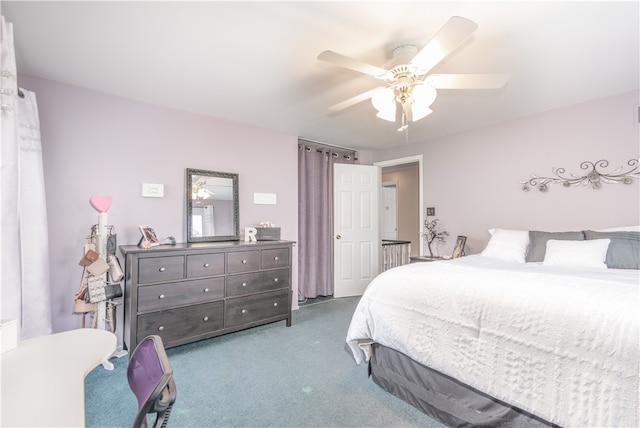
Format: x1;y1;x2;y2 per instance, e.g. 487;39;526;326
317;16;509;131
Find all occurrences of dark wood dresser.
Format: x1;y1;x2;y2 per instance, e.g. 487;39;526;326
120;240;293;350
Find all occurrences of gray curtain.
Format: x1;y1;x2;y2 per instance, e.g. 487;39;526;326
298;140;355;300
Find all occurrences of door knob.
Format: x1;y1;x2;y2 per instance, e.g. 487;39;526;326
336;234;342;239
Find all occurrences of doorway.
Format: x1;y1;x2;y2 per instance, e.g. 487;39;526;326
375;155;423;256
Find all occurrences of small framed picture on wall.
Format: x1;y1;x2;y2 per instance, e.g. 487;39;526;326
452;235;467;259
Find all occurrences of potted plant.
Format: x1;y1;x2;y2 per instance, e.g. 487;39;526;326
423;217;449;258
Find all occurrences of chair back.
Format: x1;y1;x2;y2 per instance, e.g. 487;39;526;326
127;335;176;428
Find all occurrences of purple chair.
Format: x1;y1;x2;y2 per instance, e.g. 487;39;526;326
127;335;177;428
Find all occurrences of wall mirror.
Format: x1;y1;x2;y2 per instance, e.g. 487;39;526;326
186;168;239;242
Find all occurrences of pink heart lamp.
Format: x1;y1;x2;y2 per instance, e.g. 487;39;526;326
89;195;112;213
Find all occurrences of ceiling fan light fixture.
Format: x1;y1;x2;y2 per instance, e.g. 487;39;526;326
412;84;437;107
376;108;396;122
411;104;433;122
371;87;396;121
406;85;437;121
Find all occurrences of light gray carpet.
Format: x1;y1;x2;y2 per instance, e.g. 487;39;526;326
85;296;444;427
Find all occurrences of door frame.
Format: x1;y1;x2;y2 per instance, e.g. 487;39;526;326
375;155;424;256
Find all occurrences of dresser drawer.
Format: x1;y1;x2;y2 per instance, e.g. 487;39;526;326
261;248;290;269
186;253;225;278
227;250;260;273
137;300;224;346
138;277;224;313
225;289;289;328
138;256;184;284
226;268;289;298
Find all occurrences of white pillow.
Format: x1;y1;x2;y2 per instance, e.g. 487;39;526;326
542;239;611;269
481;229;529;263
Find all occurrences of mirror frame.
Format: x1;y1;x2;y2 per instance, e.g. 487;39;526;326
186;168;239;242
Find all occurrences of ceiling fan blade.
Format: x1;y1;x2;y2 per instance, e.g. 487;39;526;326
318;50;390;79
328;88;382;112
426;73;510;89
409;16;478;75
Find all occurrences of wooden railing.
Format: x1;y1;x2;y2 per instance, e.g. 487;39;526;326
382;240;411;271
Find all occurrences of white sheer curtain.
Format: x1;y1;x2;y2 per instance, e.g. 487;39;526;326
1;16;52;339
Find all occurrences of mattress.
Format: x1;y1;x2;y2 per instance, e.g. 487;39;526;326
346;255;639;427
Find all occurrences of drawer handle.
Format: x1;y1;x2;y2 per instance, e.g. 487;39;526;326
203;316;209;322
274;278;279;283
273;302;278;307
274;256;279;261
242;259;247;264
158;326;164;331
242;282;247;287
241;309;246;314
159;294;165;299
159;267;166;272
204;263;210;268
203;288;209;293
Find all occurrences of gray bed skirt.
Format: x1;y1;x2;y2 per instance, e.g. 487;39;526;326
369;343;560;428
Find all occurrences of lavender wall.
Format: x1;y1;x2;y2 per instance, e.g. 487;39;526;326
360;91;640;255
20;73;639;341
19;75;299;339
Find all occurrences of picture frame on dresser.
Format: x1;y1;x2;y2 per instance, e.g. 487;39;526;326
138;225;160;248
452;235;467;258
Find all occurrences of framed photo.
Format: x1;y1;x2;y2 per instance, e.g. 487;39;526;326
139;225;160;248
452;235;467;259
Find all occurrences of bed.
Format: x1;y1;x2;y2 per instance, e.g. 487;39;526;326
346;228;639;428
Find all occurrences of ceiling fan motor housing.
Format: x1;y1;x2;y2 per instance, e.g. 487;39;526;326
386;44;419;69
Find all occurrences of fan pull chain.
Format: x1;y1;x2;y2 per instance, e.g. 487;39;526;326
397;112;409;143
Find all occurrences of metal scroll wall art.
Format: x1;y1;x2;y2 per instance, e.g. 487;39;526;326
521;159;640;192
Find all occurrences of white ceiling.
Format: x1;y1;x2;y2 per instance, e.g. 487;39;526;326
3;1;639;150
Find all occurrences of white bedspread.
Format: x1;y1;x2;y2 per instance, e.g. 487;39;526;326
346;255;639;428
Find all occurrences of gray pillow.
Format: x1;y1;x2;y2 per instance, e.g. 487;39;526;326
526;231;585;262
583;230;640;269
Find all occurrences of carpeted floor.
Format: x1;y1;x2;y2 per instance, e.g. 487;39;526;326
85;296;444;427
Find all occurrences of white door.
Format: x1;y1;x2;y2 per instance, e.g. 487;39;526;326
381;183;398;240
334;164;380;298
